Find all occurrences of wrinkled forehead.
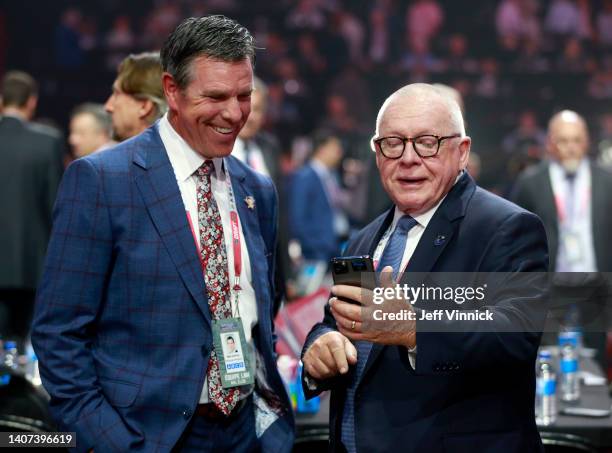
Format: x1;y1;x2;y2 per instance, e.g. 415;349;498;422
377;93;463;136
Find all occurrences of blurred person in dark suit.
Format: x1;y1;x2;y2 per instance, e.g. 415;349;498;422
302;83;548;453
233;77;282;185
512;110;612;368
104;51;167;141
233;76;290;308
31;16;293;452
68;103;115;158
0;71;63;342
289;129;349;264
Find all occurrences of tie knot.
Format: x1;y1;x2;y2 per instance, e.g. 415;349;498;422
196;160;215;178
396;215;417;233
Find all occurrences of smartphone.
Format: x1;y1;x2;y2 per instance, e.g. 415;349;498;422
331;256;377;305
560;407;611;418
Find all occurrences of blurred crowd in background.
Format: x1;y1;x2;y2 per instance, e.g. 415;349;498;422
1;0;612;294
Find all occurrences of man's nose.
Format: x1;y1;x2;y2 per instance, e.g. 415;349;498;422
399;141;422;165
221;98;244;123
104;95;114;113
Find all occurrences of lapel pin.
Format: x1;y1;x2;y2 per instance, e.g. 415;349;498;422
434;235;446;246
244;196;256;210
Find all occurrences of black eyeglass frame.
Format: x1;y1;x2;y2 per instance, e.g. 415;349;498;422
372;133;462;159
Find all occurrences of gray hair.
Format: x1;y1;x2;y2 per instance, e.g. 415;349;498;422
160;15;255;89
71;103;112;137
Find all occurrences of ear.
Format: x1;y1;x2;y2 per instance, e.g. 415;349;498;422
372;137;383;171
162;72;180;112
458;136;471;170
139;99;155;120
26;95;38;119
545;134;557;158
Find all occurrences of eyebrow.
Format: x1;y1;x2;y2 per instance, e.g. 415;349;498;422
201;88;253;98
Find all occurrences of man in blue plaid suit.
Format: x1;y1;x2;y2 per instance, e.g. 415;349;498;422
32;16;294;452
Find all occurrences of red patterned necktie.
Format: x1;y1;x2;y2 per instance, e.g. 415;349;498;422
195;160;241;415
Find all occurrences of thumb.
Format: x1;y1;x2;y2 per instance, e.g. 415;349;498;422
344;336;358;365
379;265;396;288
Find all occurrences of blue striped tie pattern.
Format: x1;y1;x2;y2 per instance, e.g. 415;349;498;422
340;215;417;453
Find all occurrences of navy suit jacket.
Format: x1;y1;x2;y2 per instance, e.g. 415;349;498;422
32;125;294;452
303;173;549;453
289;163;339;262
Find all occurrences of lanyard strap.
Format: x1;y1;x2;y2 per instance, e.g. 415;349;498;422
554;187;590;224
229;211;242;291
372;226;393;270
222;158;242;293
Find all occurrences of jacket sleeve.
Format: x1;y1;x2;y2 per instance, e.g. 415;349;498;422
415;211;549;376
31;158;144;452
299;235;364;397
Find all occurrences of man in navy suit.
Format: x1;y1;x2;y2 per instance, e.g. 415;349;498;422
32;16;294;452
301;83;548;452
289;129;349;263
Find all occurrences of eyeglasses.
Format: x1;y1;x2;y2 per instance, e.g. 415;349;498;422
373;134;462;159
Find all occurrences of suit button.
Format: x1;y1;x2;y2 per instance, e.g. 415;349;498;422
201;345;209;357
441;365;448;371
182;408;192;419
433;364;440;372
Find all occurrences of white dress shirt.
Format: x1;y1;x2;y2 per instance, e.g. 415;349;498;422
549;159;597;272
158;114;258;403
232;137;271;177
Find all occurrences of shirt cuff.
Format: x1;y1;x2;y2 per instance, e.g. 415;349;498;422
408;345;417;369
304;372;319;391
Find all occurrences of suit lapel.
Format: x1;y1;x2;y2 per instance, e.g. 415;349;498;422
133;126;211;324
539;164;558;229
360;173;475;381
590;163;605;269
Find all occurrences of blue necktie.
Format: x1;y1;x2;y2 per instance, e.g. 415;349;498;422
341;215;418;453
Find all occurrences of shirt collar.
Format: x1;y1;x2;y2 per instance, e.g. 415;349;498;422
158;113;224;182
232;137;247;162
391;196;445;231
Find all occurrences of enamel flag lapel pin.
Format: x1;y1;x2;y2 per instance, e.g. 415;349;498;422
244;196;255;210
434;235;446;246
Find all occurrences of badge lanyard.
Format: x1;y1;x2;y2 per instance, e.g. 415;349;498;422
372;226;392;271
553;183;590;226
185;161;255;389
223;159;243;319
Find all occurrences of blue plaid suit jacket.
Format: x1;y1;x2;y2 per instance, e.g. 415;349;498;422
31;125;294;452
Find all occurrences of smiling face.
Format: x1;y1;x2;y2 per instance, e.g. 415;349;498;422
163;56;253;158
374;86;470;216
